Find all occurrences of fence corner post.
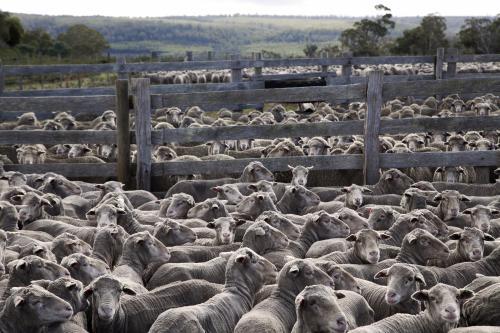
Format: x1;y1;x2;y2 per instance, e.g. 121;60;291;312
434;47;444;80
207;51;214;61
0;59;4;95
116;79;131;188
132;78;152;191
446;48;458;78
185;51;193;62
230;54;242;83
364;70;384;185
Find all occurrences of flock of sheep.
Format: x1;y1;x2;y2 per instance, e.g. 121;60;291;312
0;83;500;332
142;62;500;85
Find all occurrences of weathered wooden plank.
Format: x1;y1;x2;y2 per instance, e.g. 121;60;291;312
259;72;329;81
4;63;115;76
382;78;500;100
160;83;366;107
116;79;131;187
341;52;353;85
132;78;152;191
152;120;364;145
379;116;500;135
3;87;116;97
0;130;118;145
151;155;364;176
351;55;435;65
230;54;242;82
152;81;262;94
0;95;116;112
3;163;117;178
452;54;500;63
364;71;383;185
116;57;127;80
0;60;4;95
380;151;500;168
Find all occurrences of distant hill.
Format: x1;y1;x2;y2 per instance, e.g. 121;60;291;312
14;13;479;57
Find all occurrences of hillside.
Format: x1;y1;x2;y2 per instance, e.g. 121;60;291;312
15;13;476;57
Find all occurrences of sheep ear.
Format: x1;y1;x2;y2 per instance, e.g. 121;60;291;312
235;254;249;265
407;234;418;244
457;289;474;301
433;193;443;202
379;232;391;240
334;291;346;299
254;227;266;236
235;219;247;227
122;285;137;296
411;290;429;302
345;234;357;242
362;187;372;193
449;232;462;240
83;287;94;298
30;279;51;289
288;264;300;276
341;187;349;193
14;296;25;307
15;260;27;270
206;222;216;229
475;273;485;278
284;255;296;263
374;269;389;280
287;165;294;170
247;184;258;191
415;273;426;286
307;166;314;170
484;233;495;241
211;186;222;193
462;209;472;215
460;195;471;202
65;281;78;290
67;258;79;267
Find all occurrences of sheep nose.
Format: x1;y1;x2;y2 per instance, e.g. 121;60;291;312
481;224;489;231
444;248;450;254
222;233;231;238
445;306;456;314
387;291;397;299
472;249;481;256
336;317;347;331
450;209;458;216
369;251;378;257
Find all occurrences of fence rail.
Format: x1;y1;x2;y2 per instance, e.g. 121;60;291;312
1;50;500;190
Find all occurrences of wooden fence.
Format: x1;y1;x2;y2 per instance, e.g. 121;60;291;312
1;70;500;190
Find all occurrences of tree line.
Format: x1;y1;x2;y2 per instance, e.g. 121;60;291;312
0;10;109;60
306;5;500;57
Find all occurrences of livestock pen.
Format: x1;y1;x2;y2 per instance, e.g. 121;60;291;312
1;49;500;191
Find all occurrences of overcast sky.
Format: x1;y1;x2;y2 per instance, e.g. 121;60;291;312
2;0;498;17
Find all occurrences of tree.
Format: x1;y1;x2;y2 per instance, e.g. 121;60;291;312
19;28;54;55
303;43;318;57
391;14;448;55
0;11;24;47
339;4;395;56
458;16;500;54
58;24;109;57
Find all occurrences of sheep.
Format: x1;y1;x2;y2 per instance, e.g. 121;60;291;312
256;210;301;240
462;282;500;326
160;193;194;218
211;184;245;204
263;211;350;270
235;192;278;219
61;253;110;286
449;205;499;233
31;276;89;332
149;248;277;333
291;284;348;333
349;283;474;333
449;327;500;333
289;165;313;186
431;227;495;267
356;263;425;321
84;275;222;333
427;190;471;221
16;241;57;262
0;285;74;332
186;198;229;221
319;229;391;264
92;225;127;270
195;216;244;246
276;185;321;214
2;255;70;300
0;200;21;231
234;258;336;333
111;231;170;293
23;219;97;245
167;242;241;263
368;206;398;230
334;207;371;233
50;231;91;264
153;219;197;246
431;181;500;196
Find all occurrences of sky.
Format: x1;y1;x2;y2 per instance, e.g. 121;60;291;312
1;0;498;17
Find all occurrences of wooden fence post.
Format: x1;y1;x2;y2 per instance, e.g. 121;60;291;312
434;47;444;80
116;56;127;80
446;48;458;78
253;52;263;80
230;54;242;83
364;70;384;185
132;78;152;191
320;51;328;73
207;51;214;61
116;79;131;188
0;59;4;95
185;51;193;62
341;52;353;84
